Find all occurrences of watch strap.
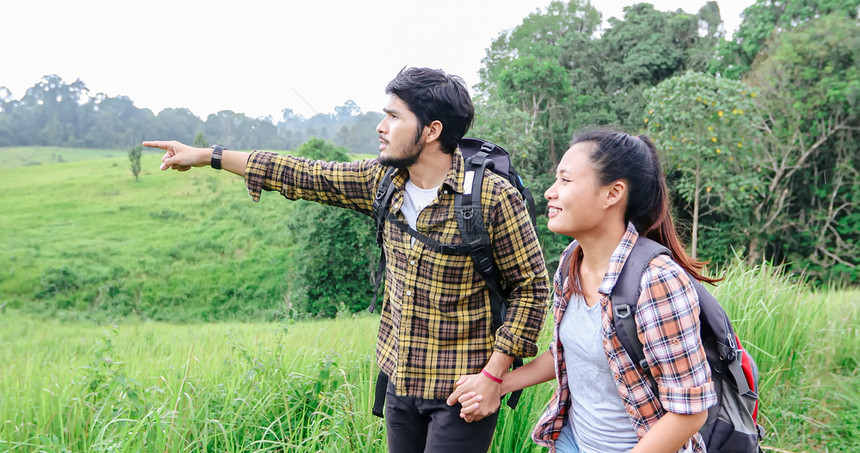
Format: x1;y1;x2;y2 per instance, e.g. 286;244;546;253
211;144;226;170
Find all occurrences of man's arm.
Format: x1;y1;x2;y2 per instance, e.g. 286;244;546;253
144;140;251;175
145;140;381;214
446;184;550;422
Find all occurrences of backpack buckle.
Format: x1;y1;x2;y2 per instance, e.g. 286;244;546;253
461;208;473;220
614;304;632;319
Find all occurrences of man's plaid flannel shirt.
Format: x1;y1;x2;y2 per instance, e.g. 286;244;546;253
244;148;549;399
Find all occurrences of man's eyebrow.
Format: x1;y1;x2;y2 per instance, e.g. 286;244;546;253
383;108;398;115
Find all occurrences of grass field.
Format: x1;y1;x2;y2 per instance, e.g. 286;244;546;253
0;148;302;322
1;148;858;451
0;146;131;170
1;282;858;451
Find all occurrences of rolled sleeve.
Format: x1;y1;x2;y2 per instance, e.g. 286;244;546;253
659;381;716;415
490;184;549;358
244;151;277;202
637;255;717;415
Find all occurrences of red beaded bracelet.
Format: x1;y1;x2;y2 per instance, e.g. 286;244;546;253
481;369;503;384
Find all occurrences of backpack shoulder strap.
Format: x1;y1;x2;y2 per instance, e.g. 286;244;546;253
456;146;504;329
456;147;526;410
373;167;398;247
368;167;398;314
611;237;670;384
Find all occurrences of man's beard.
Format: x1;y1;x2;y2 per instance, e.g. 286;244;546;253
378;131;424;169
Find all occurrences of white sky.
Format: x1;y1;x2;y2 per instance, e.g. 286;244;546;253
2;0;754;120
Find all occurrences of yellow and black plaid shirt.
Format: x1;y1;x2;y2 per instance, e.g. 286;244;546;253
244;149;549;399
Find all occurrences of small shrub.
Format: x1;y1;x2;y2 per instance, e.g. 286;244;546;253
34;266;80;299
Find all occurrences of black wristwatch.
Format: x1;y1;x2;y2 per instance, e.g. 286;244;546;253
211;144;226;170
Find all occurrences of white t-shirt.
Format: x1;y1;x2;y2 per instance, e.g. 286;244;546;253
402;179;440;245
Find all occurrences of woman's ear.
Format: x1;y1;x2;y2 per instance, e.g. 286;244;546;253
605;180;627;209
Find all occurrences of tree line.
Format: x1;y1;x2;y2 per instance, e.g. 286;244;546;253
469;0;859;284
288;0;858;317
0;78;383;155
2;0;858;301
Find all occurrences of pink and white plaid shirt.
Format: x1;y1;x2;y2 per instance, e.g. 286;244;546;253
532;223;716;452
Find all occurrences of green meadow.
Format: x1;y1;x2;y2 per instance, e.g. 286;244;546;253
1;148;858;451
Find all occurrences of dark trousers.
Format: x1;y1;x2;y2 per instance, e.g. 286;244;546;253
385;381;499;453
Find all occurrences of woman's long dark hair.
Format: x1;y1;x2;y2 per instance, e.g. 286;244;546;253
564;128;719;298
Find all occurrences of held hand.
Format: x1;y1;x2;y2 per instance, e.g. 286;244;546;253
446;373;501;423
143;140;210;172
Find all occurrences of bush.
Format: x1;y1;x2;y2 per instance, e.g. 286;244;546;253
285;138;377;317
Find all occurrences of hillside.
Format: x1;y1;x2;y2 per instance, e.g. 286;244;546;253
0;148;305;321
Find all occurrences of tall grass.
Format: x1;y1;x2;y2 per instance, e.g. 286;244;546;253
0;313;386;452
712;261;859;451
2;264;857;451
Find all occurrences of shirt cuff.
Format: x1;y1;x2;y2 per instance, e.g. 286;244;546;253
493;326;538;359
658;381;717;415
244;151;277;202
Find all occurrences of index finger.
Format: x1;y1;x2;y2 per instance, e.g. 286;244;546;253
142;140;172;150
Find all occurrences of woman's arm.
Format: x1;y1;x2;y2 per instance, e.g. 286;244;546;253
501;349;556;395
631;410;708;453
456;349;556;417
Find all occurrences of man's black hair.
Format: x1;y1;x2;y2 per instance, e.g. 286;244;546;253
385;67;474;154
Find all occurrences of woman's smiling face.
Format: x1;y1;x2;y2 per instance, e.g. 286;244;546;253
544;142;612;238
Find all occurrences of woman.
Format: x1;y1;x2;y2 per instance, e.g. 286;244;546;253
458;129;718;452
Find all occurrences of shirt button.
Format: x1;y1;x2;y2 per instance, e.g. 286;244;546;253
443;190;449;195
672;338;681;345
409;260;416;266
405;291;412;296
628;408;636;416
601;300;607;306
613;373;620;380
602;339;609;346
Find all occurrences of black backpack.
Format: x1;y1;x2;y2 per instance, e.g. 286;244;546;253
560;237;764;452
369;137;536;417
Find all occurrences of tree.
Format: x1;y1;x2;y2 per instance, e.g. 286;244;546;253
284;139;376;316
713;0;860;78
155;108;203;144
334;100;361;121
601;3;724;128
128;145;142;181
193;132;209;148
743;13;860;281
478;0;603;180
645;71;759;259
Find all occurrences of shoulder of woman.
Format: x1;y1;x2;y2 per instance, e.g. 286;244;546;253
639;253;697;300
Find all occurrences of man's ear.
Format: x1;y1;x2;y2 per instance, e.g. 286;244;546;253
605;180;627;209
425;120;443;143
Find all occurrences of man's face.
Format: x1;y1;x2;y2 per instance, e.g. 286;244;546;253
376;95;425;169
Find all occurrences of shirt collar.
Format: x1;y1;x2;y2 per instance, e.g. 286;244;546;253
444;147;465;193
598;222;641;296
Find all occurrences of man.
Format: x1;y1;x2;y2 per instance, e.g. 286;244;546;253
145;67;548;452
